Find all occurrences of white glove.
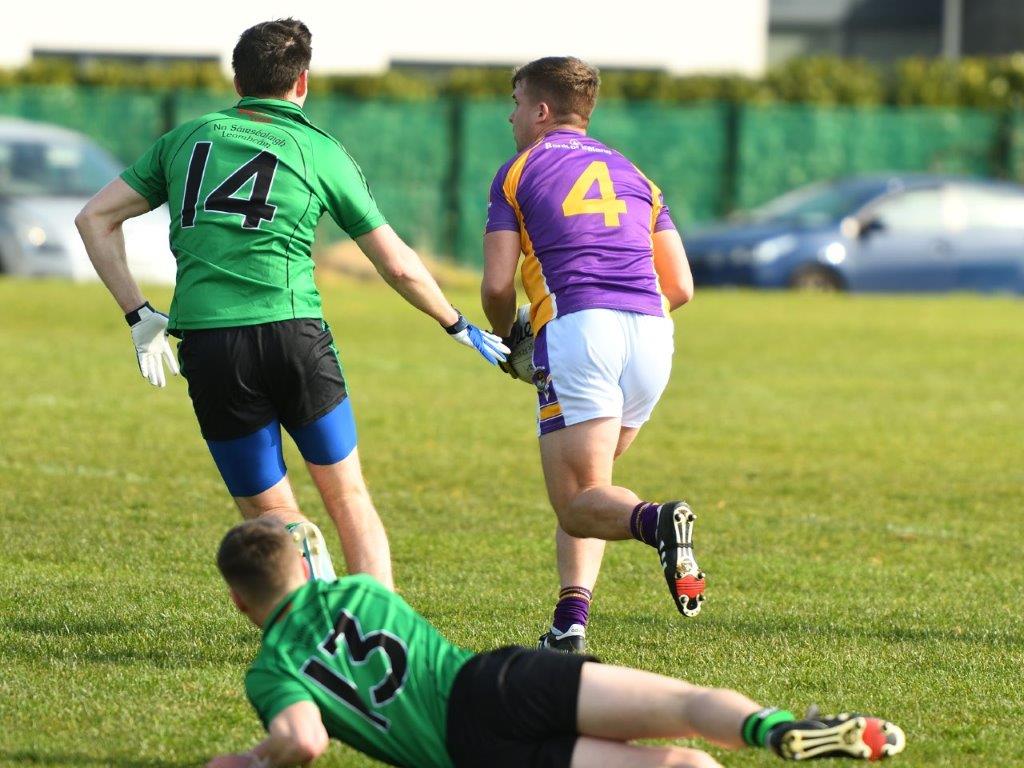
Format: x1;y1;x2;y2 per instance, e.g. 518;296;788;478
125;302;179;387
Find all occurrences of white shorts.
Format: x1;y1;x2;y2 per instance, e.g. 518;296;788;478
534;308;674;435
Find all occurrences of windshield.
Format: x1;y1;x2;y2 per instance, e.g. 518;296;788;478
747;181;877;227
0;138;121;197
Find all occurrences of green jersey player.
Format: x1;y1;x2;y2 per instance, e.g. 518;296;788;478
207;519;905;768
75;19;507;587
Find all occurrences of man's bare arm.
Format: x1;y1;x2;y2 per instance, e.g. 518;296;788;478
74;178;153;312
652;229;694;311
206;701;329;768
481;230;521;337
354;225;459;327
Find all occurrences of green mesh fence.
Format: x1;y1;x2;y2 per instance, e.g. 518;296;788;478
304;98;452;253
1007;111;1024;184
0;86;166;163
453;99;520;267
1;85;1021;265
736;104;1003;209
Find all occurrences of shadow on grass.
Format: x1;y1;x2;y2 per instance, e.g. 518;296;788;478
0;751;199;767
3;615;254;666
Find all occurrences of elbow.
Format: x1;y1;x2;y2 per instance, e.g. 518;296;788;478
380;246;417;284
481;280;513;307
665;282;694;311
677;281;695;307
382;263;408;284
291;730;329;764
74;208;92;235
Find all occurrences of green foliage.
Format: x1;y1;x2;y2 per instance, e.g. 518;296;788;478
1;280;1023;767
444;68;515;97
6;54;1024;106
5;58;229;90
893;55;1024;109
311;71;436;100
765;56;886;105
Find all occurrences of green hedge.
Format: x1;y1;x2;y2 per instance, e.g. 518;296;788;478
4;54;1024;108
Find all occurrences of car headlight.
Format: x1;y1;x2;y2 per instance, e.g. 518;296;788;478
26;225;48;247
821;242;846;265
753;235;798;264
13;220;65;256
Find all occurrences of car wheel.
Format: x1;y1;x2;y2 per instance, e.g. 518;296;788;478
789;264;843;292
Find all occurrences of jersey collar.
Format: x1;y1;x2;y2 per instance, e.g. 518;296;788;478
262;582;309;632
235;97;313;126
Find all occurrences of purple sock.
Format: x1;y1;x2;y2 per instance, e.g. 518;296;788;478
552;586;592;633
629;501;660;548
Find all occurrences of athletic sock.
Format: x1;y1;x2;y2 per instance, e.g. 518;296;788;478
629;501;660;548
741;707;796;748
551;586;593;633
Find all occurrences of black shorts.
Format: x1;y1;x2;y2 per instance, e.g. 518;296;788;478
445;646;596;768
177;318;347;441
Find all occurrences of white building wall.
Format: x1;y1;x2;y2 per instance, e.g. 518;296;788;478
0;0;768;76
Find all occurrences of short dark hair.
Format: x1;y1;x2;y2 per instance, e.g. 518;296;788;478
217;519;298;603
512;57;601;128
232;18;312;98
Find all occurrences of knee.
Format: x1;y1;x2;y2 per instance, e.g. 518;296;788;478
666;747;722;768
253;505;302;526
548;483;604;536
552;504;589;538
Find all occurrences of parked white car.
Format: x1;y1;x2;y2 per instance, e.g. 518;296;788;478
0;117;175;284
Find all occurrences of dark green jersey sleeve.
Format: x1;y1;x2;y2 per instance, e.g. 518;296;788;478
245;665;315;730
120;133;170;209
315;142;386;238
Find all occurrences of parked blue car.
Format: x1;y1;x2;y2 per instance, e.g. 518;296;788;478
683;175;1024;293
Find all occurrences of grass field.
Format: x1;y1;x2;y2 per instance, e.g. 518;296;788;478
1;277;1022;767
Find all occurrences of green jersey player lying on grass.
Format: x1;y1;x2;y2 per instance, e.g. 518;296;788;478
208;519;905;768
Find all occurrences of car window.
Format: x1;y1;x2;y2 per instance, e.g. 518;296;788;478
749;181;879;226
958;186;1024;231
870;188;957;234
0;139;120;197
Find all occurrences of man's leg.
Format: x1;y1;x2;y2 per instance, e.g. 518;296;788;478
544;416;706;617
570;739;721;768
576;663;755;748
206;420;304;525
305;448;393;590
575;663;906;761
536;417;627;651
233;475;306;525
543;423;642;650
540;417;639;540
205;421;336;580
287;398;393;590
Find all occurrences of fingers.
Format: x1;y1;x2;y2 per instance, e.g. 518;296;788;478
139;352;169;387
471;328;509;363
450;325;510;364
162;339;180;376
485;340;509;363
480;328;511;354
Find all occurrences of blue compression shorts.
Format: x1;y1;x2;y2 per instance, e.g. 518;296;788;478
206;398;358;497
